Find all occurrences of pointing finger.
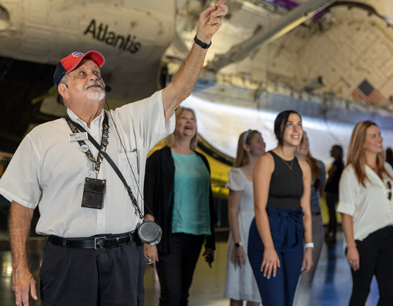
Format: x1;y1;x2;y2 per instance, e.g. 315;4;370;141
200;5;216;19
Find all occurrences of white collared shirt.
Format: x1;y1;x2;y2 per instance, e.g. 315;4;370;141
0;90;175;237
337;162;393;242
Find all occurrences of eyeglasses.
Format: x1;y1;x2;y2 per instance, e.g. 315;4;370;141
387;181;392;201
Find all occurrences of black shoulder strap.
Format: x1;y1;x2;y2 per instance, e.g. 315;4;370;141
67;118;144;220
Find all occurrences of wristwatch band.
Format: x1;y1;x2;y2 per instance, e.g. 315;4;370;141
305;242;314;249
234;242;242;248
194;35;212;49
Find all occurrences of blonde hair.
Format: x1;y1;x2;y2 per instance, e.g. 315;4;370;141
347;120;391;186
164;107;198;150
234;130;261;167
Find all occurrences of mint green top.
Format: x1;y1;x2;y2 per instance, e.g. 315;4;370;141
171;151;211;235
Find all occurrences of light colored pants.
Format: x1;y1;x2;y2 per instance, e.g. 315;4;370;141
292;213;324;306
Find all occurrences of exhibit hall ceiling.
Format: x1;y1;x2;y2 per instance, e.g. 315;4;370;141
169;0;393;109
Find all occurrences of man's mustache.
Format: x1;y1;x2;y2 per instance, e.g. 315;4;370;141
85;81;104;90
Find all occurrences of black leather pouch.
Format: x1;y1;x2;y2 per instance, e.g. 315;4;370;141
81;177;106;209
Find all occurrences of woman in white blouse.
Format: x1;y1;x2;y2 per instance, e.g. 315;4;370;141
337;120;393;306
224;129;265;306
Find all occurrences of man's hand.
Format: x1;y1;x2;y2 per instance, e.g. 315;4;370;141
9;202;35;306
162;0;228;117
196;0;228;43
12;261;37;306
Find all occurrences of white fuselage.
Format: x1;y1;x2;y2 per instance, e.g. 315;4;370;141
0;0;176;104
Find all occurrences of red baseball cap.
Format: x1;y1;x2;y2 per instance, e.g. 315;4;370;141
53;51;105;87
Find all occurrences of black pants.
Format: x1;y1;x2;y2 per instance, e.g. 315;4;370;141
156;233;205;306
349;226;393;306
326;192;338;235
39;233;146;306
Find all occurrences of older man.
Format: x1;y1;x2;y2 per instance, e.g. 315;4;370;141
0;1;227;305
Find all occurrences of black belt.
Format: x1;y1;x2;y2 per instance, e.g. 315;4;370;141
311;212;321;217
48;231;137;250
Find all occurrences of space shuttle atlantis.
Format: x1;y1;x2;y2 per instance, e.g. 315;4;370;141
0;0;176;154
1;0;393;171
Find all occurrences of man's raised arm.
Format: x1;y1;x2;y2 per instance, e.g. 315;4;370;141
162;0;227;119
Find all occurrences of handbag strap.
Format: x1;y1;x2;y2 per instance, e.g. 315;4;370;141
66;118;145;220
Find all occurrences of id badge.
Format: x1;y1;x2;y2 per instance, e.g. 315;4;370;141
69;132;88;142
81;177;106;209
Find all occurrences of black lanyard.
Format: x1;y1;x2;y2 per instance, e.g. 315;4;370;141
66;114;144;219
66;113;109;177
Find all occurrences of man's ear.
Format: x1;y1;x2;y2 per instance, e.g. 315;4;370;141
58;83;69;104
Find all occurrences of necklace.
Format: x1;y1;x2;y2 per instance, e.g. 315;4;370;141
276;149;295;170
282;158;294;170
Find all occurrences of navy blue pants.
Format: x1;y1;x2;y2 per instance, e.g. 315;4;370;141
248;206;304;306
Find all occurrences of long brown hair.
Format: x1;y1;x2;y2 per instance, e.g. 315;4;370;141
347;120;391;186
306;152;321;181
234;130;261;167
300;132;320;180
164;107;198;150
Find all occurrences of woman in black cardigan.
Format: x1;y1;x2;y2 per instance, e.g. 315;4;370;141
144;107;217;306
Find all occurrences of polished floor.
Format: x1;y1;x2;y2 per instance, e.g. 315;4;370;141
0;230;381;306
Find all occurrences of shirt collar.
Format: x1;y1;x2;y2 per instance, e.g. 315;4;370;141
365;164;386;189
66;108;105;136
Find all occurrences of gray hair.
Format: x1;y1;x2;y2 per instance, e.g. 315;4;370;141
58;73;70;107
